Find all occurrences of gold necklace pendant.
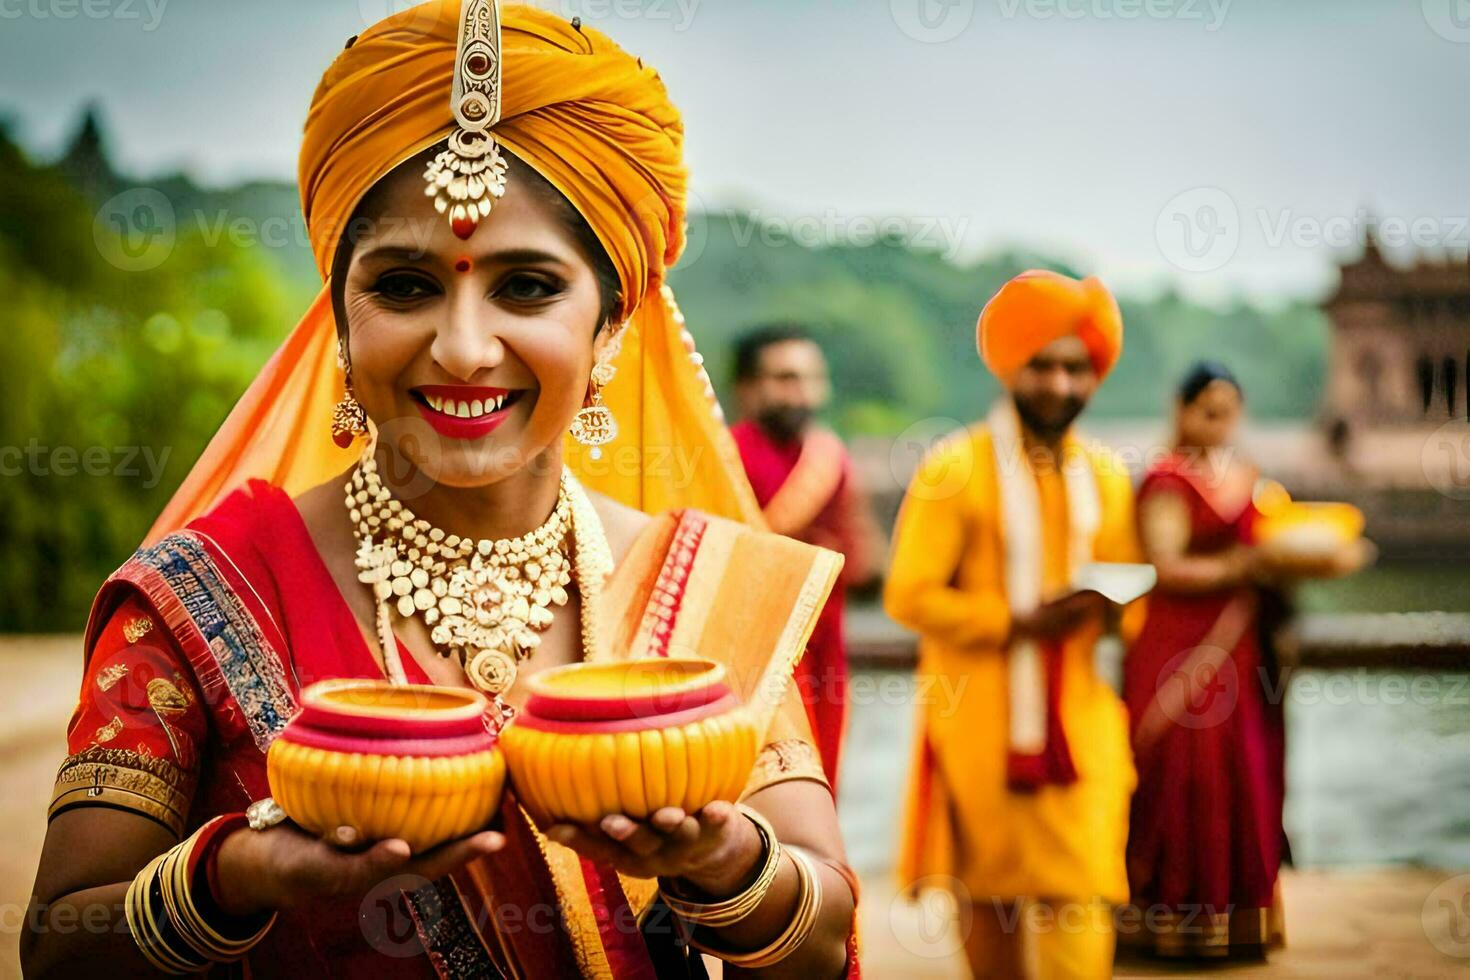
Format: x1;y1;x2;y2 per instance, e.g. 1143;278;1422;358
465;649;519;696
347;451;613;698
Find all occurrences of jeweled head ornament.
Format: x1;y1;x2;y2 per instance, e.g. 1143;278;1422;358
424;0;508;239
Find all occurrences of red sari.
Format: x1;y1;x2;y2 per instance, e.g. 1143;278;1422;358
731;421;878;790
54;479;857;978
1122;455;1285;956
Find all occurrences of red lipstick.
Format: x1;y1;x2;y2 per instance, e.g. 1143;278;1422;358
413;384;519;440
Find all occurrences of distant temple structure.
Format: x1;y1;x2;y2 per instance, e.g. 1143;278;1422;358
1315;232;1470;555
1323;231;1470;431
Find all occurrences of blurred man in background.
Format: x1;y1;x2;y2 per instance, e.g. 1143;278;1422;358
885;272;1143;979
730;325;883;792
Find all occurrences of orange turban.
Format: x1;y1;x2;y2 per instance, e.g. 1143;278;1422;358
976;270;1124;383
146;1;759;542
300;3;684;318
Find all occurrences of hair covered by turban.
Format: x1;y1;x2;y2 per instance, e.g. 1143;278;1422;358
146;0;761;542
299;2;686;319
976;269;1124;383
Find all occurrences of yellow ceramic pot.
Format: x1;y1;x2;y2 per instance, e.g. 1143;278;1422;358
501;658;759;823
267;679;505;852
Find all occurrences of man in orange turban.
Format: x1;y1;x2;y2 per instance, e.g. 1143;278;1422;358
885;270;1144;978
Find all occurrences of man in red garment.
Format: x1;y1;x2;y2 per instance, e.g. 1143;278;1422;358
728;325;882;791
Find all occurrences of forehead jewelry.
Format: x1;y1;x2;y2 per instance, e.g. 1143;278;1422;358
454;256;473;273
424;0;509;240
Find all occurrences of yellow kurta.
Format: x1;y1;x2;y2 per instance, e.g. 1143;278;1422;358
885;423;1141;904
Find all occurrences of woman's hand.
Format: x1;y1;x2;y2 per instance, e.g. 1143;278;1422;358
544;801;764;898
213;821;505;917
1330;537;1377;577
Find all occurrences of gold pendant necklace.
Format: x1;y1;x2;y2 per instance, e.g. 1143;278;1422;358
347;447;613;698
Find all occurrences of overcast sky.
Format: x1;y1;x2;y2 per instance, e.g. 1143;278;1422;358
2;0;1465;304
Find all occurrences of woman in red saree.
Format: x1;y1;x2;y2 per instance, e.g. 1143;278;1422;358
1122;361;1286;959
24;3;859;977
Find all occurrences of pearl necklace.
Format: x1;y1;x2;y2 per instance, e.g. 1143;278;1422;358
347;448;614;698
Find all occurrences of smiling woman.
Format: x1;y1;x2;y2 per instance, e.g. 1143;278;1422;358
332;150;615;491
22;2;859;978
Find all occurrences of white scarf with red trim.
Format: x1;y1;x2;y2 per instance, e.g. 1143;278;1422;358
989;399;1100;790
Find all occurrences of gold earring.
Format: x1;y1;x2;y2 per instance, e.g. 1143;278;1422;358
571;357;618;459
332;340;369;449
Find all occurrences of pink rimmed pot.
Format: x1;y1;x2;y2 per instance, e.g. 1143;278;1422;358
266;679;505;852
500;658;760;823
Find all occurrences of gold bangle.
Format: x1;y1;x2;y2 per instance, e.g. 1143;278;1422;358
126;822;276;972
691;844;825;969
125;852;208;974
658;803;782;928
163;830;276;958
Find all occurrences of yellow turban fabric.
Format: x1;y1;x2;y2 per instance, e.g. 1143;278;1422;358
299;4;684;318
147;1;759;542
976;269;1124;383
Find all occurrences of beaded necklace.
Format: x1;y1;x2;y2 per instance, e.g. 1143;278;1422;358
347;445;613;698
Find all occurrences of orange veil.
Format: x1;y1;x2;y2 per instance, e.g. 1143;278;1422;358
146;1;759;544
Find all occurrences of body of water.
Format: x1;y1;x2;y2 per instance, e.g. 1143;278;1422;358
838;561;1470;877
837;668;1470;877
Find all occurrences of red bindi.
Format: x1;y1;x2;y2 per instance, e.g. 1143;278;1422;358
454;257;472;273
